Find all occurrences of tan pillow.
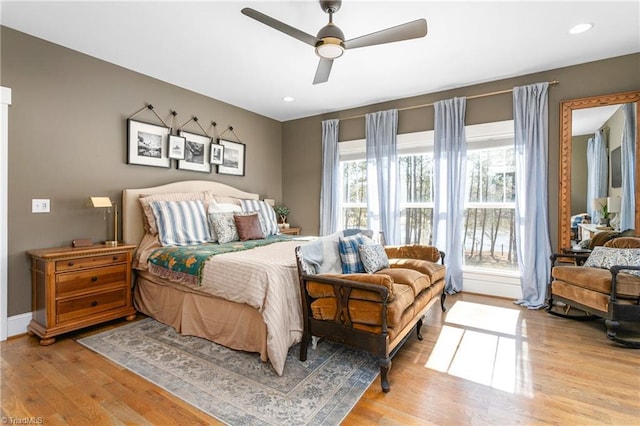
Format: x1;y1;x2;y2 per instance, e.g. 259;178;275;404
139;191;206;234
233;213;264;241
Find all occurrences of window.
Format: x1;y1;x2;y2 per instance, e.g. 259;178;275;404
337;121;517;271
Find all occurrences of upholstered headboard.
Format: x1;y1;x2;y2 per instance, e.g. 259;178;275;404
122;180;259;245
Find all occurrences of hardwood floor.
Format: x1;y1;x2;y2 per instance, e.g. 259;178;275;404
2;293;638;425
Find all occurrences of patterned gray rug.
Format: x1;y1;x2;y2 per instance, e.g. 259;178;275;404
77;318;378;425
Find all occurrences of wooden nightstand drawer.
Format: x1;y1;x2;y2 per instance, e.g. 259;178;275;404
56;253;128;272
57;288;127;323
56;264;127;297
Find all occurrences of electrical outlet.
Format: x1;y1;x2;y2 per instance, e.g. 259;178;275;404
32;199;50;213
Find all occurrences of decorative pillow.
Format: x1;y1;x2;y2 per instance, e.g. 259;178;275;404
139;191;206;235
209;198;242;213
208;212;239;244
359;244;390;274
207;201;242;242
149;200;211;246
234;213;265;241
584;246;640;277
240;199;279;235
338;234;367;274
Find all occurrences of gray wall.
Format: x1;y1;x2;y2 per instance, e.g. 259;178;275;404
2;27;283;316
282;53;640;250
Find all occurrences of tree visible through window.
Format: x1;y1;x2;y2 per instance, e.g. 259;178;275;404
338;125;518;271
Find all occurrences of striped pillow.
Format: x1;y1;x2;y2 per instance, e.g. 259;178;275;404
240;199;279;235
149;200;212;246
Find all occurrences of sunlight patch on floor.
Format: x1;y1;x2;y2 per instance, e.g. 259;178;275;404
425;301;533;396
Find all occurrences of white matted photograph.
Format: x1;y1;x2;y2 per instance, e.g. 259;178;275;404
168;135;186;160
178;131;212;173
127;119;170;168
217;139;245;176
210;143;224;165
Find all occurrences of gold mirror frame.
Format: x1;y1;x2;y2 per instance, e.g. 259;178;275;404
559;90;640;250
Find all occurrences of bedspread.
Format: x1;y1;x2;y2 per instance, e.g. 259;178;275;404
146;239;308;375
147;235;293;286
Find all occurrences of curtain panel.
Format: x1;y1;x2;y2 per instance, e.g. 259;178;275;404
320;119;340;236
433;97;467;293
365;109;399;245
513;82;552;309
586;130;608;223
620;102;637;231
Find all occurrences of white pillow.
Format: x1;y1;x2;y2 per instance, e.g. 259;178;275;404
149;200;211;246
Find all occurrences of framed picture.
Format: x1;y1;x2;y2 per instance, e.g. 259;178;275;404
210;143;224;165
178;131;212;173
168;135;186;160
217;139;246;176
127;119;170;168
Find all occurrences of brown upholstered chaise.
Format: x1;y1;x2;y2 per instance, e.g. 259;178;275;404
547;236;640;347
296;244;447;392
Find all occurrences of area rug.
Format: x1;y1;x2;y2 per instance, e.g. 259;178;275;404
77;318;378;425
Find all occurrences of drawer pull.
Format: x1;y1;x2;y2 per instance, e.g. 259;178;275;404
113;256;118;261
91;277;98;282
68;261;75;267
91;301;98;307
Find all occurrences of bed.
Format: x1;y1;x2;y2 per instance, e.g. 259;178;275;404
122;180;305;375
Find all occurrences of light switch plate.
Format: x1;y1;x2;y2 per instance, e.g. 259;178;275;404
32;199;50;213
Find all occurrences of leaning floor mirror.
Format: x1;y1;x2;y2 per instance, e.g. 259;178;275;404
559;90;640;250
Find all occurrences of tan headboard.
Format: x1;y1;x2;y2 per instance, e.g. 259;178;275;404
122;180;259;245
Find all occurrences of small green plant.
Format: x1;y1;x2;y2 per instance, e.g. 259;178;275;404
274;205;290;224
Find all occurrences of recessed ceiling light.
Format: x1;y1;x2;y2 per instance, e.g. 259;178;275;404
283;96;294;102
569;23;594;35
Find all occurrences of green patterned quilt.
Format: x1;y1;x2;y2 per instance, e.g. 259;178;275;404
148;235;294;286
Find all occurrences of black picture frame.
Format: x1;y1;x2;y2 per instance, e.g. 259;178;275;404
168;135;186;160
177;131;212;173
217;139;246;176
210;143;224;165
127;119;170;168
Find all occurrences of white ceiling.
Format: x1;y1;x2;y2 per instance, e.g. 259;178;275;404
1;1;639;122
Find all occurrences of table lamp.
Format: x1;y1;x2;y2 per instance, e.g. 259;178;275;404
90;196;118;246
607;196;621;231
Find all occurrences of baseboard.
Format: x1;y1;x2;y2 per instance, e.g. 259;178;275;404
8;312;32;338
463;270;522;299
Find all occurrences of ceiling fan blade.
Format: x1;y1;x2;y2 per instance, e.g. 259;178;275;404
241;8;318;47
313;58;334;85
344;18;427;50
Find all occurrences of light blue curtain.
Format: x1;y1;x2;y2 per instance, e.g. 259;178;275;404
513;82;552;309
365;109;399;245
433;97;466;294
586;130;608;223
320;119;340;235
620;102;636;231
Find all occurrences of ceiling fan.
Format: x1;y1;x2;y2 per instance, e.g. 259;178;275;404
241;1;428;84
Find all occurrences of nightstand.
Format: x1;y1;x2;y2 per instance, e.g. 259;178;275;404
27;244;137;345
279;227;301;235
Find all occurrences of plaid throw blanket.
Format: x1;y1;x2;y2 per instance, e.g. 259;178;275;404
148;235;294;286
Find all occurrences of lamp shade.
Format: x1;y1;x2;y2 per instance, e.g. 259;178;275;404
90;196;112;208
592;197;607;211
607;196;621;213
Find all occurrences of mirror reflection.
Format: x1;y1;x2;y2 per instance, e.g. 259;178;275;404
570;104;635;244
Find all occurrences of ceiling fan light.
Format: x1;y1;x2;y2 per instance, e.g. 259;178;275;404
315;38;344;59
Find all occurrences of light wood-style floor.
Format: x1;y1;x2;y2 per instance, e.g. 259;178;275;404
2;293;639;425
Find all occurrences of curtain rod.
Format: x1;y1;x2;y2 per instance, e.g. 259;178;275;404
335;80;560;122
